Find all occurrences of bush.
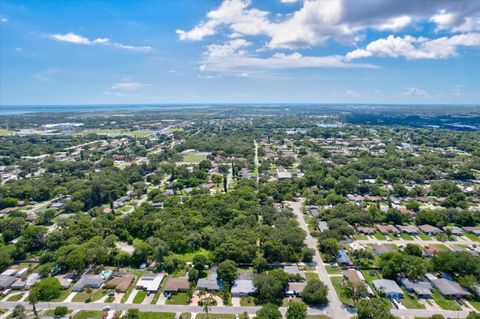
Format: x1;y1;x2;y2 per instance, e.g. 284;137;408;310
54;306;69;316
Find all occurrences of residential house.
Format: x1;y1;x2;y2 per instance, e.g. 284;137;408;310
164;278;190;294
443;226;463;236
105;273;135;293
396;225;419;235
72;275;104;292
374;244;396;256
399;278;432;298
197;267;224;291
376;225;400;235
336;250;352;266
432;278;470;299
373;279;404;299
286;282;307;297
283;265;305;279
463;226;480;236
136;273;165;292
318;221;329;232
357;226;375;235
231;279;255;297
0;276;16;289
419;224;443;235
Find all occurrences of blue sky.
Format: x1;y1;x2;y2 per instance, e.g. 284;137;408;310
1;0;479;105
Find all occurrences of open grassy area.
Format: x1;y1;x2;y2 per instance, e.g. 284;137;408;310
305;272;319;282
325;265;342;275
434;244;449;251
240;296;256;306
282;297;305;307
463;232;480;241
91;129;153;137
138;312;176;319
331;277;352;306
52;287;73;302
418;233;431;240
166;292;190;305
196;315;235;319
182;152;207;163
374;232;387;240
175;248;213;263
72;289;108;303
469;299;480;311
353;234;368;240
133;290;147;304
7;293;23;301
400;233;413;240
400;288;425;309
431;289;461;310
361;269;381;297
0;129;13;135
73;311;103;319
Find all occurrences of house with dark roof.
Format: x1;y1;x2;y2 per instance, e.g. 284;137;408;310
396;225;419;235
357;226;375;235
432;278;470;299
105;273;135;293
376;225;400;235
72;275;104;292
286;282;307;297
197;267;224;291
374;244;395;256
419;224;442;235
443;226;463;236
164;278;190;294
399;278;432;298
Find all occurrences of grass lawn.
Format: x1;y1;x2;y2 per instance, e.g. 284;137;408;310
463;232;480;241
469;299;480;311
166;292;190;305
0;129;13;135
282;298;305;307
431;289;461;310
175;248;213;263
361;270;381;296
52;287;73;302
240;296;256;306
374;232;387;240
7;293;23;301
133;290;147;304
196;315;235;319
400;289;425;309
182;153;207;164
325;265;342;275
73;311;103;319
92;129;153;137
121;270;144;303
72;289;108;303
43;309;73;316
400;233;413;240
331;277;352;306
418;233;431;241
138;312;176;319
180;313;191;319
353;234;368;240
305;272;319;282
434;244;449;251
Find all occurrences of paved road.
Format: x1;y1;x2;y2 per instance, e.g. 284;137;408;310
0;301;474;318
287;200;349;319
353;239;476;247
254;140;259;186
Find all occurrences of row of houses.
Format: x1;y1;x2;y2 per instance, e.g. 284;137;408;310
357;224;480;236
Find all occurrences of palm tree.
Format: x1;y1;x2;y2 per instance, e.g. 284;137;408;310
200;293;216;319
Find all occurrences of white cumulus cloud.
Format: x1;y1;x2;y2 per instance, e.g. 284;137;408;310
49;32;152;52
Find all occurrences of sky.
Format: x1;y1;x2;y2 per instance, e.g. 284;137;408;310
1;0;480;105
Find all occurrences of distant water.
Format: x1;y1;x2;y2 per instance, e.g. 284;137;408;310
1;103;479;116
0;104;213;115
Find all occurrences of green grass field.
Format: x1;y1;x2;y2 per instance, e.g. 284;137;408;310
72;289;108;302
240;296;256;306
175;248;213;263
138;312;176;319
166;292;190;305
0;129;13;135
91;129;153;137
325;265;342;275
133;290;147;304
400;288;425;309
374;232;387;240
305;272;319;282
196;315;235;319
353;234;368;240
400;233;413;240
182;152;207;163
431;289;461;310
73;311;103;319
7;293;23;301
418;233;431;240
52;287;73;302
331;277;352;306
463;232;480;241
